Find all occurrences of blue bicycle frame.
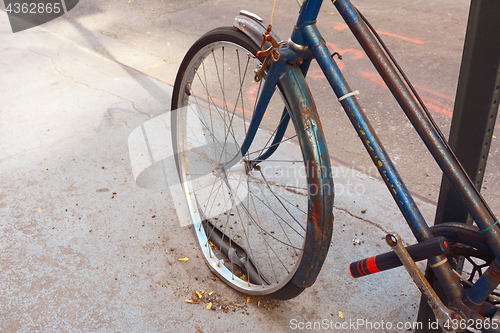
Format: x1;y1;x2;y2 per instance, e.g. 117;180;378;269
229;0;500;322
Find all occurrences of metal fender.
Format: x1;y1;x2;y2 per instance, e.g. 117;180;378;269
234;11;334;288
233;10;281;50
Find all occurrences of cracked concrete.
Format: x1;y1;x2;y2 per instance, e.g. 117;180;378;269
334;205;392;236
26;47;147;117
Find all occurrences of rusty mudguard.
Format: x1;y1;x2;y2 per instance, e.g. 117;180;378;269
234;12;335;288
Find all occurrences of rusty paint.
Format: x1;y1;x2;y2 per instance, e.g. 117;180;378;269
274;66;334;288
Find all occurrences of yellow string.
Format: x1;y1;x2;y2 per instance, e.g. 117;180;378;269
269;0;277;29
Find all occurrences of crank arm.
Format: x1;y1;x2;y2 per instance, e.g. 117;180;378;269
386;233;464;332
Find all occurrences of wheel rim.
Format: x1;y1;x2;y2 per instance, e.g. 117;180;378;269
173;39;310;294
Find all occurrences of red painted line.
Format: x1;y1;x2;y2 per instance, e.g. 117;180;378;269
359;71;384;86
360;71;500;129
412;85;454;102
419;96;453;118
326;41;365;60
333;22;425;45
146;73;174;86
359;71;453;117
377;31;424;45
332;22;350;31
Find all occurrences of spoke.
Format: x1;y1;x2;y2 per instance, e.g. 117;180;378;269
245;134;298;158
257;168;307;232
250;159;303;163
238;179;305;244
197;179;225;219
223;175;255;284
249;178;308;217
211;48;240;165
186;96;223;158
177;38;313;292
193;60;240;151
247;177;278;283
246;177;308;197
251;178;300;258
238;50;251;134
224;171;292;276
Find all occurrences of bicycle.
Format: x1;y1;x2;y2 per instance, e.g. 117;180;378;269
170;0;500;331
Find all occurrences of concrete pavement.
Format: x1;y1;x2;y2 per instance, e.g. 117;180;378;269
0;3;487;333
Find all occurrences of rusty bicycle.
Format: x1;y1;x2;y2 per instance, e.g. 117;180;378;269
171;0;500;331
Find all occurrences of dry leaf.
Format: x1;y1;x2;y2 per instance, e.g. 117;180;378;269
185;299;199;304
208;291;214;296
178;257;189;261
206;302;213;310
339;311;344;319
37;208;42;213
246;296;250;303
215;277;220;280
195;291;202;299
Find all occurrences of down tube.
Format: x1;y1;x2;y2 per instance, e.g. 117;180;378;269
301;24;431;243
302;24;464;301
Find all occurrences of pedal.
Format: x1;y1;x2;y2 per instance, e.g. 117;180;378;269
350;236;449;278
385;233;464;333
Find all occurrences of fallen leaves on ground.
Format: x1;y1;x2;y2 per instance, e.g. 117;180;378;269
185;297;199;304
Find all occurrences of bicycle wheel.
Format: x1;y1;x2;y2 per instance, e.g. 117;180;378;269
171;27;333;299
